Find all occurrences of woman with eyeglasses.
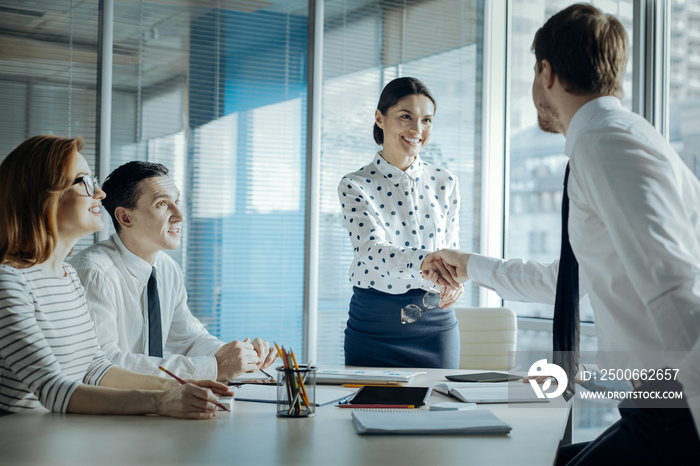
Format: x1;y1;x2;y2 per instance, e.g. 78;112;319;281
338;77;463;369
0;135;231;417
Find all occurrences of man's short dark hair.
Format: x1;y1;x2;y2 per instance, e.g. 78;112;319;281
532;3;628;97
102;161;169;232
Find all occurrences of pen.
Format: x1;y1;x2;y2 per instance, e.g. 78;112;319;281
259;368;273;379
158;366;230;412
337;404;416;409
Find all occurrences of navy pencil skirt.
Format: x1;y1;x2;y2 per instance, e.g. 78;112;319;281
344;287;460;369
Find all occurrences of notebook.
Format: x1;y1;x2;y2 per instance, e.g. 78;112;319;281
351;409;512;435
232;384;355;406
433;382;548;404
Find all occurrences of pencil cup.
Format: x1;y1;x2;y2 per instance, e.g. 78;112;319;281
276;365;316;417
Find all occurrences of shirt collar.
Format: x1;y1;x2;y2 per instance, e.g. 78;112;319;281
565;96;623;157
373;151;425;185
112;233;155;286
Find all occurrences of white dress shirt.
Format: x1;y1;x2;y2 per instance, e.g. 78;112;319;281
70;234;223;380
468;97;700;429
338;152;460;294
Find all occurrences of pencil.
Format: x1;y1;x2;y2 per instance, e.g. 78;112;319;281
290;350;309;405
158;366;230;412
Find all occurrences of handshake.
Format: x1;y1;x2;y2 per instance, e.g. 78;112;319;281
419;249;472;308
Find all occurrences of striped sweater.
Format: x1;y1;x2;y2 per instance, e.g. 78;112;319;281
0;263;114;413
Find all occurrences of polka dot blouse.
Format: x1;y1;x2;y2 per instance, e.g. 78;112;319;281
338;152;460;294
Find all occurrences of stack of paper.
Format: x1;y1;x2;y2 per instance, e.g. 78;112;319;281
351;409;512;435
315;369;425;385
433;382;547;404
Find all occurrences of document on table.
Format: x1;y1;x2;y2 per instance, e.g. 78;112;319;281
433;382;548;404
229;370;275;384
315;368;426;385
231;384;355;406
351;409;513;435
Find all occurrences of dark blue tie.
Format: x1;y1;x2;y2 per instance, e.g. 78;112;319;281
148;267;163;358
553;164;579;401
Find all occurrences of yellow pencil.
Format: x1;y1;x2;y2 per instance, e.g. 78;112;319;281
290;350;310;407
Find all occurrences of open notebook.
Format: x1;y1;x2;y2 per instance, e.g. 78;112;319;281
433;382;548;404
351;409;512;435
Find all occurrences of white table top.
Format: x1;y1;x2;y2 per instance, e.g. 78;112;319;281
0;368;570;466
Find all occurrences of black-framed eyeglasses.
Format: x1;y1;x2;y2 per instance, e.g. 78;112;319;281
73;175;99;197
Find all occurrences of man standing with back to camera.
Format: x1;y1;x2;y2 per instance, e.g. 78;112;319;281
421;3;700;464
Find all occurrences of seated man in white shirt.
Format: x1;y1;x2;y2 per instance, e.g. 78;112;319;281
70;161;276;381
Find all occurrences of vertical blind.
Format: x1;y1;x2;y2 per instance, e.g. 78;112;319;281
109;0;307;349
0;0;99;254
317;0;483;365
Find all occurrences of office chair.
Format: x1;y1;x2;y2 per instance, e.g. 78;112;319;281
454;307;517;370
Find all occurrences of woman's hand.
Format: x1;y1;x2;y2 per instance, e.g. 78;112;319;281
438;284;464;309
156;384;221;419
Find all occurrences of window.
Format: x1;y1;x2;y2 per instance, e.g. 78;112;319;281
506;0;634;327
0;0;99;253
109;1;308;348
669;0;700;178
317;0;483;364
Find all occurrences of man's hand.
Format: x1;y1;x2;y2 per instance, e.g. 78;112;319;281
214;339;259;381
420;249;471;287
249;337;278;370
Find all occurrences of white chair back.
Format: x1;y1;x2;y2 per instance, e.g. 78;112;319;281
454;307;517;370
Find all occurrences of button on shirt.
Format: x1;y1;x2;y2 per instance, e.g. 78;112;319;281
338;152;460;294
467;96;700;431
70;234;224;380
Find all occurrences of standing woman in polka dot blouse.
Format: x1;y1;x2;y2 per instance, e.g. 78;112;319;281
338;77;463;368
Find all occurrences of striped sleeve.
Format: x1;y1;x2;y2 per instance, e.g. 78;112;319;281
83;347;115;385
0;269;81;413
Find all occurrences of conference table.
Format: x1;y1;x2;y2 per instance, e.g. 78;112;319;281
0;368;571;466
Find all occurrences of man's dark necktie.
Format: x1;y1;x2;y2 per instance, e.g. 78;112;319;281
148;267;163;358
553;163;579;401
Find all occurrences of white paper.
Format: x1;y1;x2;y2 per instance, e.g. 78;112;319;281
315;369;426;385
434;382;548;404
352;409;512;435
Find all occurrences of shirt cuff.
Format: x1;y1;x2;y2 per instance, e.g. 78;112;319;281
467;253;500;291
409;249;430;275
190;355;219;381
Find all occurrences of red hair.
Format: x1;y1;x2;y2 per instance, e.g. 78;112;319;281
0;135;83;267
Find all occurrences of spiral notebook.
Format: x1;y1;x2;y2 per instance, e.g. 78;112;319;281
351;409;512;435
